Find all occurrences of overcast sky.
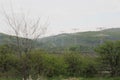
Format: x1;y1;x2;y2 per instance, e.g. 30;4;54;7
0;0;120;36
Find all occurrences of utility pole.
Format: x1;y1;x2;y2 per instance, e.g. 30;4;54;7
72;28;78;45
97;27;106;44
60;31;65;47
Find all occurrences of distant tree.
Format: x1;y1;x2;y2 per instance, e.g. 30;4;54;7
69;46;78;52
95;41;120;77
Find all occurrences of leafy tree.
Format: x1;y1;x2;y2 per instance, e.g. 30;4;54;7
95;41;120;76
0;53;19;77
0;44;15;55
81;56;98;77
63;53;83;77
42;54;67;77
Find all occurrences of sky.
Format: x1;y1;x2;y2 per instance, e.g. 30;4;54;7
0;0;120;37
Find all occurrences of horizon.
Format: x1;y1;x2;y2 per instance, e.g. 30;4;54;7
0;0;120;37
0;27;119;38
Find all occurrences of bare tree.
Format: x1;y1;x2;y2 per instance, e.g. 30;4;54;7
1;5;48;80
2;7;48;57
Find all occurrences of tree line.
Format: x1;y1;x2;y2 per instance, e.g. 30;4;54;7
0;41;120;79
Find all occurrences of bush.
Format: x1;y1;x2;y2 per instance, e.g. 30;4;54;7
81;57;98;77
63;53;83;77
0;54;19;77
0;48;99;78
41;54;67;77
25;50;67;77
95;41;120;77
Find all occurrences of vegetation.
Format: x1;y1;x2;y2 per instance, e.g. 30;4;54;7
0;1;120;79
96;41;120;77
0;48;98;78
0;31;120;79
0;41;120;80
1;28;120;53
38;28;120;52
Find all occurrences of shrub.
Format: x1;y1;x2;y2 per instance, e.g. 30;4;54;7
63;53;83;77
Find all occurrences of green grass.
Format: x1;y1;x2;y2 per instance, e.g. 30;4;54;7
0;77;21;80
48;77;120;80
0;77;120;80
82;77;120;80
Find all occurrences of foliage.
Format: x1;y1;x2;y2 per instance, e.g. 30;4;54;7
0;46;99;78
95;41;120;76
1;40;120;78
0;53;19;77
38;28;120;52
28;51;67;77
63;53;83;77
81;57;98;77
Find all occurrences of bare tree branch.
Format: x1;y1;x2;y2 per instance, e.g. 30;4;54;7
2;6;48;57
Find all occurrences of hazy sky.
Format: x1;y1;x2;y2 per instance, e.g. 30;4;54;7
0;0;120;36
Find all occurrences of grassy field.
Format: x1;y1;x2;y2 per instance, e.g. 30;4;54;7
0;77;120;80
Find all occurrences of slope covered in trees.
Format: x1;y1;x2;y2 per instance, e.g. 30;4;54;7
38;28;120;52
0;28;120;53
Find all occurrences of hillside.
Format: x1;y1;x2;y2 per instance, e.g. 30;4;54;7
38;28;120;52
0;28;120;53
0;33;11;45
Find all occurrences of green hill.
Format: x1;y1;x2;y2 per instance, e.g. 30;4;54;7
0;28;120;53
38;28;120;53
0;33;11;45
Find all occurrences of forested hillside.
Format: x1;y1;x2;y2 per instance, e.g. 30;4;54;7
38;28;120;52
1;28;120;53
